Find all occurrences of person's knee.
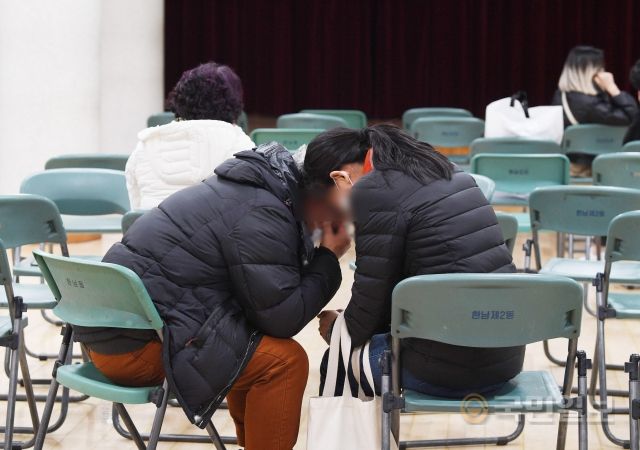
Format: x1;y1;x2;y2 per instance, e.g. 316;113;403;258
285;339;309;380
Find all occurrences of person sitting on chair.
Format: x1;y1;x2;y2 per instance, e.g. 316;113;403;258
77;142;350;450
624;59;640;144
303;124;524;399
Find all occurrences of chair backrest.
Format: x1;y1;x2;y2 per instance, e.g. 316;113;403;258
592;152;640;189
300;109;367;129
410;117;484;148
391;274;582;347
495;212;519;254
605;211;640;263
529;185;640;236
470;174;495;201
0;240;14;286
250;128;323;150
0;195;66;248
471;154;570;202
147;111;175;128
45;154;129;171
33;250;163;331
623;141;640;152
563;124;628;156
121;210;146;234
276;113;348;130
21;169;130;215
470;137;562;157
402;108;473;130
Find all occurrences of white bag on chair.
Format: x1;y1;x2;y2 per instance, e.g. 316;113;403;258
307;313;381;450
485;91;564;144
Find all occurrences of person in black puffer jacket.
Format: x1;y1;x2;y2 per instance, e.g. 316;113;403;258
304;124;523;398
93;143;349;450
551;46;638;175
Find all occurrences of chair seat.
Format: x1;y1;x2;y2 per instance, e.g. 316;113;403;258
403;371;562;414
540;259;640;283
56;362;159;404
62;214;123;234
491;191;529;207
510;212;531;233
0;317;14;338
0;283;57;309
14;255;104;278
608;292;640;319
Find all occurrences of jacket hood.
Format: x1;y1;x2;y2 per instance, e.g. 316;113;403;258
214;143;303;218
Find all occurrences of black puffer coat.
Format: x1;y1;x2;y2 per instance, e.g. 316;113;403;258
103;144;341;427
552;89;638;127
345;165;524;390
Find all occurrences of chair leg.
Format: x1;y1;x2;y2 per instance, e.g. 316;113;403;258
146;381;170;450
4;330;21;450
205;421;227;450
113;403;146;450
625;355;640;450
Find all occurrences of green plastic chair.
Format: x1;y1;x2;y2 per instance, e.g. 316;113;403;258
471;154;570;232
592;152;640;189
563;124;628;156
496;212;519;254
411;117;484;165
276;113;347;130
381;274;588;450
623;141;640;152
300;109;367;129
470;137;562;157
590;211;640;448
147;112;175;128
402;107;473;130
32;251;230;450
45;154;129;171
21;169;130;234
470;174;495;201
250;128;323;151
0;240;37;449
121;210;147;234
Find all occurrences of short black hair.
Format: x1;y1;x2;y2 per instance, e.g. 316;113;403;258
167;62;243;123
303;124;453;192
630;59;640;92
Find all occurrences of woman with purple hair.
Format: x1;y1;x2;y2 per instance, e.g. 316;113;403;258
125;62;255;209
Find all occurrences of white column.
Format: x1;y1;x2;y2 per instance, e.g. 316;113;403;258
0;0;164;194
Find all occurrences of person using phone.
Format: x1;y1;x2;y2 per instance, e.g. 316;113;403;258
551;46;638;175
80;142;350;450
304;125;522;399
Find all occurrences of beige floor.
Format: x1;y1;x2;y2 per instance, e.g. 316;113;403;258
2;229;639;450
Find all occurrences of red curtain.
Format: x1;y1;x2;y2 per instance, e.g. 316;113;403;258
165;0;640;118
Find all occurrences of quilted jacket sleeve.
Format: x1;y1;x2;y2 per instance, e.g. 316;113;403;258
125;143;142;210
586;92;638;126
228;205;342;338
344;185;408;347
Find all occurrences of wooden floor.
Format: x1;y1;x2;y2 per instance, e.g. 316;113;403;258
2;227;638;449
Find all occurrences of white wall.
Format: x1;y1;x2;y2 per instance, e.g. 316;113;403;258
0;0;164;194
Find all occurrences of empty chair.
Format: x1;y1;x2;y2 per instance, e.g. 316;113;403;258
470;137;562;158
276;113;347;130
411;117;484;164
563;124;628;156
592;152;640;189
301;109;367;129
470;173;496;201
381;273;588;450
45;154;129;171
32;250;231;450
402;107;473;130
250;128;323;151
623;140;640;152
21;169;130;234
147;111;175;128
121;210;146;234
495;212;519;254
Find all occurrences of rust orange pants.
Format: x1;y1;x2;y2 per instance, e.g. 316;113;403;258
89;336;308;450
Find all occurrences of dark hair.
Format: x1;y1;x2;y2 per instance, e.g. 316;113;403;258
630;59;640;92
565;46;605;71
303;124;453;190
167;62;243;123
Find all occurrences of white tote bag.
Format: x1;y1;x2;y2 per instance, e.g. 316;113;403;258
485;91;564;144
307;313;381;450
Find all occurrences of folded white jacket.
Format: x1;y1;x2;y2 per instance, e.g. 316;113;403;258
126;119;255;210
